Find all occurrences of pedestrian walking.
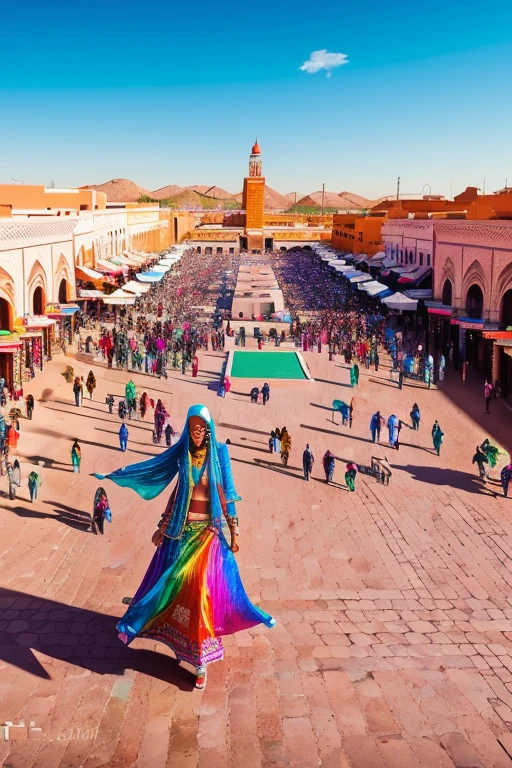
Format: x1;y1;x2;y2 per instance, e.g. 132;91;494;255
472;445;489;482
119;423;129;452
410;403;420;430
387;414;399;448
86;370;96;399
501;462;512;497
322;450;335;483
192;355;199;378
28;470;42;502
73;377;83;407
280;427;291;467
374;351;379;372
398;369;404;390
165;423;173;447
370;411;382;443
484;380;493;414
106;394;115;414
92;487;112;535
262;382;270;405
118;399;127;420
302;444;314;481
71;439;82;472
350;364;358;387
345;461;357;492
432;421;444;456
250;387;259;404
269;430;275;453
25;393;34;420
480;438;498;467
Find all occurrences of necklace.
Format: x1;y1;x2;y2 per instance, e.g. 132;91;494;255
190;446;207;470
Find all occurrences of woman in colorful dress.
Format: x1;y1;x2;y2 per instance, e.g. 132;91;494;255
86;370;96;400
96;404;275;689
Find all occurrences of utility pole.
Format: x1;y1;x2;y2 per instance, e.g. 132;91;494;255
483;178;486;195
396;176;400;200
321;182;325;215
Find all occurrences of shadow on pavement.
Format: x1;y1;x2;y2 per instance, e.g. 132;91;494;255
21;455;74;471
0;587;194;689
219;422;269;437
9;504;92;531
229;442;269;454
314;378;350;387
391;464;493;494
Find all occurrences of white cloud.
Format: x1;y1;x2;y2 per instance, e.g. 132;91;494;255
299;49;348;77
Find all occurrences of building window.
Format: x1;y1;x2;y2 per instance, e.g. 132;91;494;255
197;246;201;254
427;253;431;266
419;252;424;266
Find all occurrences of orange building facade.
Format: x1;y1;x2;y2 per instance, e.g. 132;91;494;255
331;213;386;255
0;185;107;216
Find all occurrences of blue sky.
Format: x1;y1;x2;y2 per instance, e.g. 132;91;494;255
1;0;511;199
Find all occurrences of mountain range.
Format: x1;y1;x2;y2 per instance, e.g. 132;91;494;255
85;178;378;211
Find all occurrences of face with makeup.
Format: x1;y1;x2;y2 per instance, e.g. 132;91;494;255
189;416;207;449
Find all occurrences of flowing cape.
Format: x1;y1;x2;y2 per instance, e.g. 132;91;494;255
95;404;241;538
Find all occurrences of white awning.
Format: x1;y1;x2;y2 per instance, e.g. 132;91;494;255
78;289;105;298
105;296;136;306
382;292;418;311
123;280;151;294
76;265;104;280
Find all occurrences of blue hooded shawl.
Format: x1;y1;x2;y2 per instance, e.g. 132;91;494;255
95;404;241;540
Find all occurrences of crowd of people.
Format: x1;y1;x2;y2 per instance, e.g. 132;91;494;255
272;249;385;362
78;247;238;377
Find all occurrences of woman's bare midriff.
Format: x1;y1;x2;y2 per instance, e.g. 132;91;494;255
188;498;209;521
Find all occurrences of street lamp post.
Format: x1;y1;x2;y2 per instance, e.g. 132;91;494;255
11;178;24;185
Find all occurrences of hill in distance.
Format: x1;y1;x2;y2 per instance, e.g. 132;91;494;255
233;186;291;211
83;178;374;211
84;178;151;202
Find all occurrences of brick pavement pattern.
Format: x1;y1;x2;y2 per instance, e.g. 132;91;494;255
1;347;512;767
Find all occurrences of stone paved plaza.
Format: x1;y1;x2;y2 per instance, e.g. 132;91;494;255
1;346;512;768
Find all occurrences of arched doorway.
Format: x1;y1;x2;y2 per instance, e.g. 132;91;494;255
33;286;45;315
502;289;512;327
0;298;12;331
466;284;483;319
58;278;68;303
442;279;452;306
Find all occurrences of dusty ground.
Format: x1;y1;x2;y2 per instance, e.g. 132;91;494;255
1;344;512;768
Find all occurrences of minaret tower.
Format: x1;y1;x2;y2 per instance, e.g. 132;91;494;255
242;140;265;249
248;139;263;177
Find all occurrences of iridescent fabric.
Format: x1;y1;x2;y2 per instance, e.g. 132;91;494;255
96;404;275;667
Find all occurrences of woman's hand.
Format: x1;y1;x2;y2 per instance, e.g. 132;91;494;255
231;538;239;553
152;529;163;547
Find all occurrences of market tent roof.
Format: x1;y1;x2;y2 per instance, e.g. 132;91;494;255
354;254;369;264
331;264;354;272
359;280;393;297
78;289;105;298
151;264;171;273
123;280;151;294
382;292;418;311
403;289;433;300
369;251;386;264
397;266;432;285
348;273;372;284
109;289;136;299
76;265;105;280
136;271;165;283
95;259;125;274
112;254;140;266
105;296;136;306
